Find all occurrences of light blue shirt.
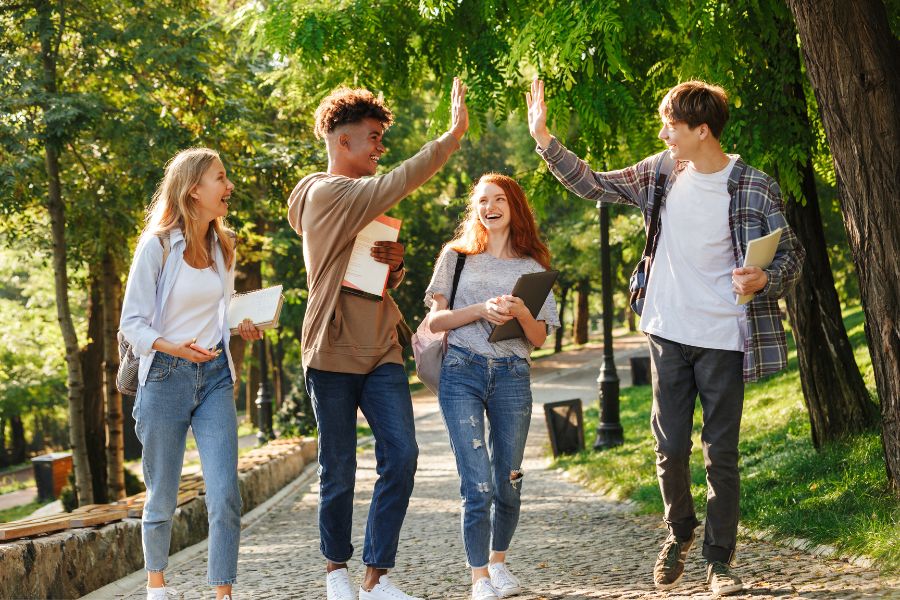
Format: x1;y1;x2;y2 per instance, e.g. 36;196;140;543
119;228;236;387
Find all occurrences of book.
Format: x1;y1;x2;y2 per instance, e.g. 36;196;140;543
488;270;560;343
736;227;782;305
227;285;284;333
341;215;402;301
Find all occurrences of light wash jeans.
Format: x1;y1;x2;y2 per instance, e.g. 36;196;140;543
438;344;533;568
133;344;241;586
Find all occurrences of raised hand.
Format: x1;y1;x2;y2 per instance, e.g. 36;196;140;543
525;78;553;148
449;76;469;141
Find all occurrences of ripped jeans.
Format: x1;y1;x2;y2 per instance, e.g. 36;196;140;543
439;344;532;568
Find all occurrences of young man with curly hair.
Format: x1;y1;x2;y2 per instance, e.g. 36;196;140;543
288;78;468;600
526;79;804;596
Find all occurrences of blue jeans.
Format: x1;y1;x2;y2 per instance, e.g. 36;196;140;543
438;345;533;568
134;345;241;586
306;362;418;569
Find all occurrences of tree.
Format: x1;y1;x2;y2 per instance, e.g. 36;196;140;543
786;0;900;493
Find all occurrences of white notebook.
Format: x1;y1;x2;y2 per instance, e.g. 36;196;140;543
227;285;284;333
736;228;782;305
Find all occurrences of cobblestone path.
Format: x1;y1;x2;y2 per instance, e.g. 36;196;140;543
103;342;900;600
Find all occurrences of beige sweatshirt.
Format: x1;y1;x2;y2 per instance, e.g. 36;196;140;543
287;133;460;374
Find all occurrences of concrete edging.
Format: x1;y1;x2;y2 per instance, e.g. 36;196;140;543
0;438;316;600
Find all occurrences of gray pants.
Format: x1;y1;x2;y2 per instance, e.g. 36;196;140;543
648;334;744;564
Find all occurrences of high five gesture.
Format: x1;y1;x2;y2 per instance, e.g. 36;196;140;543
525;78;552;148
449;76;469;141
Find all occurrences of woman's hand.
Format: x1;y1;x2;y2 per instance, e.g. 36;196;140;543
498;295;530;319
238;318;264;341
481;297;514;325
173;338;217;363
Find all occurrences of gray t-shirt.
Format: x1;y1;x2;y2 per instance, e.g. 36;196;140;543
424;249;561;360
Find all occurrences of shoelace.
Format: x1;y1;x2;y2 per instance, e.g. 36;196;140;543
328;572;354;598
491;565;515;589
374;576;418;599
709;562;735;581
657;538;685;569
472;578;498;599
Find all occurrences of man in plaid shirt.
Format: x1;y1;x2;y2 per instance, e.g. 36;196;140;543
526;79;803;596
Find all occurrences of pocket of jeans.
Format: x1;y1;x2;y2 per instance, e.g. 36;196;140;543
146;355;173;382
443;351;465;369
511;361;531;379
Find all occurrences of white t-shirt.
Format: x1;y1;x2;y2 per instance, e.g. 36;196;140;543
639;156;747;351
159;258;225;350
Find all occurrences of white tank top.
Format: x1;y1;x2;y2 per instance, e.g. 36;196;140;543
159;258;225;350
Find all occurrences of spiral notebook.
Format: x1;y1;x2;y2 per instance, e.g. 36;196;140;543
227;285;284;333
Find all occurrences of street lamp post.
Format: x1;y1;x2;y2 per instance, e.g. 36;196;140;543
593;202;624;450
255;337;275;445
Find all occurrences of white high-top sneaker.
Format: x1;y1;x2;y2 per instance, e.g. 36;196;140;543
488;563;522;598
146;586;183;600
326;568;356;600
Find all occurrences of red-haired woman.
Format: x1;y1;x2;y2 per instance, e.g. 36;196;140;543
424;174;560;600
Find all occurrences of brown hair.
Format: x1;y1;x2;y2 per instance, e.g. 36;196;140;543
658;80;730;139
446;173;552;270
144;147;235;271
313;87;394;139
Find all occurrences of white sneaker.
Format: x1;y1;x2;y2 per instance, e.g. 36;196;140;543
471;577;500;600
146;587;182;600
327;568;356;600
358;574;423;600
488;563;522;598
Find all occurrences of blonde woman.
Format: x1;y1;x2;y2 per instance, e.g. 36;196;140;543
120;148;261;600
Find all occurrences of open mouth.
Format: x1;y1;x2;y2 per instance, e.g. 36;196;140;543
370;154;380;164
221;195;231;205
485;213;502;221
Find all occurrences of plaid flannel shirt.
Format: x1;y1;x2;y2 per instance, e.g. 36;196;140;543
537;138;805;382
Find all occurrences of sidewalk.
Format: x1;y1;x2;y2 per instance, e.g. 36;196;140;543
90;337;900;599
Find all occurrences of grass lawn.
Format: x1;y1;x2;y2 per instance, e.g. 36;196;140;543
552;305;899;573
0;499;53;523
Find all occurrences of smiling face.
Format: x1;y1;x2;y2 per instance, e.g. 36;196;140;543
473;181;511;235
334;117;387;178
658;117;705;162
191;158;234;222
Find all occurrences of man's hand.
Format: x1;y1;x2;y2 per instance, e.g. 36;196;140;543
525;78;553;149
448;76;469;142
732;266;768;296
371;240;405;272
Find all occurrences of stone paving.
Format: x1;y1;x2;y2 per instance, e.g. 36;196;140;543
106;339;900;600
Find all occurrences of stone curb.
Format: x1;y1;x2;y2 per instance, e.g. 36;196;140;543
0;438;316;600
736;525;878;570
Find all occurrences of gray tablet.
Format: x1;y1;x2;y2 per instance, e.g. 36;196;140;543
488;270;560;343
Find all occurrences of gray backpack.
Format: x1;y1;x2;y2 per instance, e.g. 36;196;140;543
116;234;171;396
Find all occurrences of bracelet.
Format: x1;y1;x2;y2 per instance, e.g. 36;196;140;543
391;260;405;273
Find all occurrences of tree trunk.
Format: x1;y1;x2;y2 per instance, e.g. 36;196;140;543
102;251;126;500
574;279;590;345
0;418;7;468
787;0;900;494
38;0;93;504
9;416;27;465
555;284;570;353
81;275;108;504
231;258;262;425
783;161;879;446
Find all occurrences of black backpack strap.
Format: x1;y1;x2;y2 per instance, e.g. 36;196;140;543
448;252;467;309
645;154;676;259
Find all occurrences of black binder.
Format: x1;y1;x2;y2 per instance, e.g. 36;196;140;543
488;270;559;343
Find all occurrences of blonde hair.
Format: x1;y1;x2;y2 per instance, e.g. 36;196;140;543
144;147;235;270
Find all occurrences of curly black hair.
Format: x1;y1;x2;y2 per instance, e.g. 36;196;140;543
313;87;394;139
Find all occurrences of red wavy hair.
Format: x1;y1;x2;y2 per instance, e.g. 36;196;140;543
446;173;551;270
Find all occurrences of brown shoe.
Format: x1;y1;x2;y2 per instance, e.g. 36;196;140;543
706;561;744;596
653;532;695;590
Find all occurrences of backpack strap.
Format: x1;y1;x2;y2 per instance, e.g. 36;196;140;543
644;154;676;260
448;252;467;309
